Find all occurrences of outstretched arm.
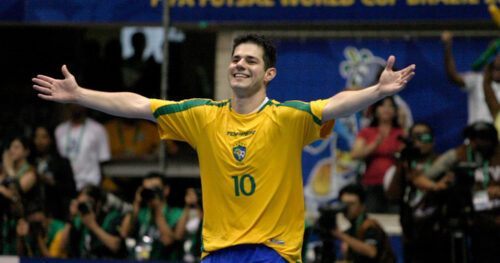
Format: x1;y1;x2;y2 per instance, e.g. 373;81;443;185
442;31;465;86
483;63;500;118
33;65;155;122
322;55;415;121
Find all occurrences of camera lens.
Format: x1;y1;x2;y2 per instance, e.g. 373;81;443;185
78;202;92;215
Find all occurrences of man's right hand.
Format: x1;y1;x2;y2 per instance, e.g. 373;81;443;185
32;65;80;103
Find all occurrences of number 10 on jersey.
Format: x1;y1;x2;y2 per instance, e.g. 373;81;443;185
232;174;256;196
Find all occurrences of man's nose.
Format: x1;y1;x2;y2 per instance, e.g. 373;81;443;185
235;60;246;69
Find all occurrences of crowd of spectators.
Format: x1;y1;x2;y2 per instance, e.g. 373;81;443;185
0;117;203;261
328;31;500;263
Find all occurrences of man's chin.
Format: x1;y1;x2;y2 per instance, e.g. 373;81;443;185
230;84;249;90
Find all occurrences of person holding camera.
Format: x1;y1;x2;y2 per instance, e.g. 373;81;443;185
59;185;127;259
332;184;396;263
15;209;67;258
122;172;195;261
423;122;500;263
387;123;452;263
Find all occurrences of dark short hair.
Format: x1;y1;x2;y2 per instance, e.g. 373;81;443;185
409;122;434;137
144;172;170;185
232;34;277;70
339;184;366;204
9;136;32;150
80;185;105;203
463;121;499;145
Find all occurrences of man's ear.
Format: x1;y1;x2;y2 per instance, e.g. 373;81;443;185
264;67;277;83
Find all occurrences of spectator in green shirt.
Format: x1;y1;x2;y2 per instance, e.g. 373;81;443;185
16;210;67;258
59;185;127;259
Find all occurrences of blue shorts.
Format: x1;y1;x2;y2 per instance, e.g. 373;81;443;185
202;244;288;263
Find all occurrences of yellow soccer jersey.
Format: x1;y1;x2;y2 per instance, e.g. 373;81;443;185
151;98;334;263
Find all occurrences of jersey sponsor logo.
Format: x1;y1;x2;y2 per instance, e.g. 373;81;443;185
233;144;246;162
226;130;256;137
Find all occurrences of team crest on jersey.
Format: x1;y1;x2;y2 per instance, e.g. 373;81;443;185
233;144;246;162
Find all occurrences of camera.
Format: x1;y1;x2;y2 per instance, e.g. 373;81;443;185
313;202;348;263
78;201;94;215
1;176;17;187
315;202;348;235
397;135;423;161
29;221;45;237
140;187;163;206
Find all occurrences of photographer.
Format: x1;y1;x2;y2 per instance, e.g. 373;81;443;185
332;184;396;263
122;172;196;261
388;123;452;263
15;210;66;258
59;185;127;259
424;121;500;263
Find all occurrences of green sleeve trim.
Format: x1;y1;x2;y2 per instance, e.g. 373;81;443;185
257;99;275;113
153;99;228;118
201;238;205;252
276;101;322;125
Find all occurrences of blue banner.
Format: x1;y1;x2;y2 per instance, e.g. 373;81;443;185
0;0;494;23
265;38;490;203
0;0;24;22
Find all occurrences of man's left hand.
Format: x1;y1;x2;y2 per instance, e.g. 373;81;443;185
378;56;416;96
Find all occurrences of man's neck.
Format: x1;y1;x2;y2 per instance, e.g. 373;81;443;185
231;89;267;114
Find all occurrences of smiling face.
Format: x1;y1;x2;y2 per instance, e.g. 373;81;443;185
228;42;276;97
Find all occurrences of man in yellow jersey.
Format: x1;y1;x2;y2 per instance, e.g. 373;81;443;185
33;34;415;263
